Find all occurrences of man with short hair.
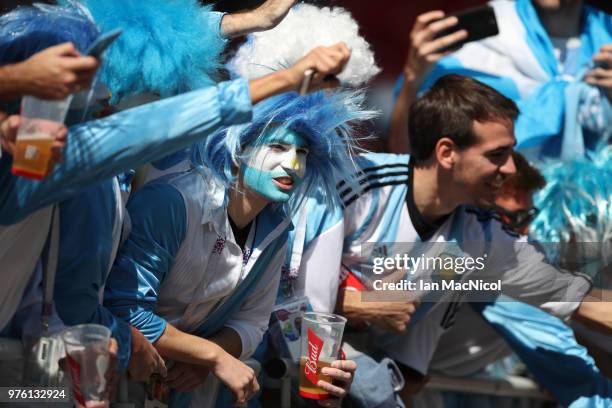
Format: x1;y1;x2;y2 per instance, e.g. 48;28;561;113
337;74;612;405
406;151;612;407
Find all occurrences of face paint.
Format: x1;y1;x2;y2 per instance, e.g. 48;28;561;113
241;129;309;202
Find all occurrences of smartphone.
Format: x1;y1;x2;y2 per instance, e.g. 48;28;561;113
86;28;122;58
434;5;499;52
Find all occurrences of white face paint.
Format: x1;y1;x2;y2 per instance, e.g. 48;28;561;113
241;129;309;202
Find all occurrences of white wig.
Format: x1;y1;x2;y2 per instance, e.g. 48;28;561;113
228;4;380;86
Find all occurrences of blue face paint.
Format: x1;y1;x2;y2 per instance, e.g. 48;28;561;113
241;129;309;202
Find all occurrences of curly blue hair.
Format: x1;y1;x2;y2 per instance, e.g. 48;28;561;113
193;89;377;213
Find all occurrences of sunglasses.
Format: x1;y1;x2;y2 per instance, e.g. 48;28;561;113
495;206;540;230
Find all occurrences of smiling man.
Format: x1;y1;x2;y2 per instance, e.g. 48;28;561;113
334;74;612;405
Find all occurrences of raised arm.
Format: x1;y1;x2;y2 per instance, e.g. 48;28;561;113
573;289;612;334
220;0;295;38
387;11;466;153
0;43;99;100
0;44;350;225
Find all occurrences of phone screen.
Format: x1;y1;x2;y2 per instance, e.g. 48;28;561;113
434;5;499;52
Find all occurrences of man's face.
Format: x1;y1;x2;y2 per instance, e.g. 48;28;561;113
495;186;536;235
450;120;516;207
241;128;309;203
533;0;579;11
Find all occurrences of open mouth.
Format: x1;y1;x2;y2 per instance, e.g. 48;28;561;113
487;180;504;193
273;176;294;190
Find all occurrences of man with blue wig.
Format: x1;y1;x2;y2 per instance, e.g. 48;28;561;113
46;0;329;382
103;83;366;406
0;0;353;384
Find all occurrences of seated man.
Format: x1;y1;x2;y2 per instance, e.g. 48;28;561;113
399;151;611;407
337;75;612;405
104;83;363;406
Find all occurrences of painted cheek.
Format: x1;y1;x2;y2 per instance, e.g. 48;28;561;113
241;164;292;202
248;147;285;173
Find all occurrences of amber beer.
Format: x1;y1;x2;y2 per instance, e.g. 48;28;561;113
299;357;333;399
12;135;55;179
12;96;72;179
299;312;346;400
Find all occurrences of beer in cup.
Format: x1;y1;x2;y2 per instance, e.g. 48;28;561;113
61;324;111;408
11;95;72;179
299;312;346;400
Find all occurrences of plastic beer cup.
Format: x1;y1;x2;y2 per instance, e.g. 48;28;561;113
299;312;346;400
61;324;111;408
11;95;72;179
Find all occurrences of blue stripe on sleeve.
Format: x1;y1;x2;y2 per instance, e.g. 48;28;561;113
0;79;251;225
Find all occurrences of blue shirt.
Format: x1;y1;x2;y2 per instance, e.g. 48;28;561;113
0;79;252;335
0;78;252;225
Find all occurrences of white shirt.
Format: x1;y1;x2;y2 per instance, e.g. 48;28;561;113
105;168;289;359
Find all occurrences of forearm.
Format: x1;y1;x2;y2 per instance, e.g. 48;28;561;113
154;323;225;367
387;75;418;154
335;290;369;324
209;327;243;359
0;79;252;224
0;62;31;100
220;12;261;38
336;288;415;333
248;69;297;104
573;290;612;335
220;1;292;38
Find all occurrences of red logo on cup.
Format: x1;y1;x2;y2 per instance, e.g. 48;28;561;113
304;328;324;385
66;354;85;406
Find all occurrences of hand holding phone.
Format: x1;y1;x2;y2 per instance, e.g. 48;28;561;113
403;10;468;85
433;6;499;53
403;7;498;87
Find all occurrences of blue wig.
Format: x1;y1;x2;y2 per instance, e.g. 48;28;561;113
68;0;226;104
0;2;99;65
194;90;377;213
531;145;612;266
0;2;99;114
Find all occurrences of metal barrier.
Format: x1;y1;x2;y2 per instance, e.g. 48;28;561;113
425;373;553;400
